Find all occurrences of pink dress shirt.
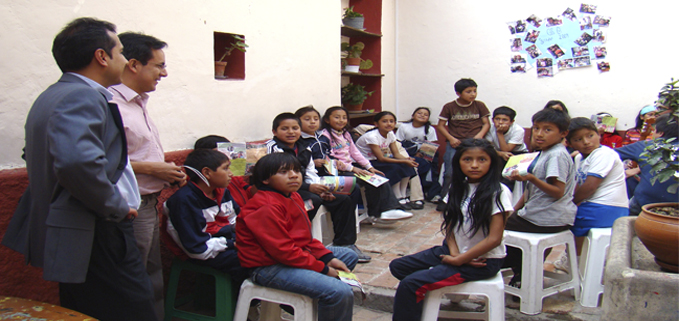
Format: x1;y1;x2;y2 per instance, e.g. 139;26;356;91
110;84;167;195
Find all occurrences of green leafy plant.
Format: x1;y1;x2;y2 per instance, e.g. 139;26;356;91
341;83;374;106
640;78;679;194
341;42;373;70
343;6;363;19
218;35;248;62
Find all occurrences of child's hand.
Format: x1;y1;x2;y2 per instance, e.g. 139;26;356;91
508;170;533;182
309;184;330;195
320;192;336;201
369;168;386;176
352;167;371;176
467;258;487;268
448;137;461;148
314;159;326;168
405;159;418;167
326;267;339;278
498;151;514;161
496;124;510;134
439;254;463;266
328;258;350;273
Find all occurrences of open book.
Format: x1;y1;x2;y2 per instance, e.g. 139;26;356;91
501;152;540;178
590;114;618;133
217;142;267;176
319;176;356;195
338;271;366;300
354;172;389;187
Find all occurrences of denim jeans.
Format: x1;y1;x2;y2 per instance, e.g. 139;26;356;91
439;144;456;197
251;246;358;321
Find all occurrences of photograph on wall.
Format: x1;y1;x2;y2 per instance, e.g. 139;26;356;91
580;3;597;14
562;8;577;21
525;44;542;59
574;32;593;46
524;30;540;43
511;63;526;73
546;16;563;27
580;15;593;30
558;58;575;70
574;56;591;67
511;54;527;64
526;14;542;28
593;46;606;59
507;20;527;34
511;38;523;52
537;58;553;67
572;46;589;57
593;15;610;26
538;67;553;78
592;29;606;42
547;44;565;58
597;61;610;72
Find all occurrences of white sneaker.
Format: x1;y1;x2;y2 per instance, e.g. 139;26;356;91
553;251;570;273
379;209;413;221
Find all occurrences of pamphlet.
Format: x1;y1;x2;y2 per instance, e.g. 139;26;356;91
502;152;540;178
246;141;267;174
354;172;389;187
590;114;617;133
416;141;439;162
217;142;247;176
319;176;356;195
338;271;366;300
323;157;345;176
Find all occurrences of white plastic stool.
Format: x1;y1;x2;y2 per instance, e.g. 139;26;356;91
579;227;611;307
421;272;505;321
311;205;332;245
503;230;580;315
233;279;317;321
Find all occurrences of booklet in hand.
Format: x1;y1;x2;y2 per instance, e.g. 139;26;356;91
338;271;366;300
354;172;389;187
501;152;540;178
217;142;247;176
416;141;439;162
319;176;356;195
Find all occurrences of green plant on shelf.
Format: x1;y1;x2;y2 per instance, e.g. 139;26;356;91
341;83;374;106
341;42;373;70
218;35;248;62
343;6;363;19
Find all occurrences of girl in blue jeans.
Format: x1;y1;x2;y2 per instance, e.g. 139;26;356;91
389;139;513;321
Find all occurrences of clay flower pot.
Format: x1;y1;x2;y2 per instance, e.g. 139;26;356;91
345;102;364;111
214;61;228;79
344;57;361;73
635;202;679;272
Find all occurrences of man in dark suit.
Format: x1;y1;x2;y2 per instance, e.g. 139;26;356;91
1;17;157;321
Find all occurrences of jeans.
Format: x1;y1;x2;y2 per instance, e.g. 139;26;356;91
251;246;358;321
439;144;456;198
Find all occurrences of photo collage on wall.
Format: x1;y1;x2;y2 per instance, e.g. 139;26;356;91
507;3;611;77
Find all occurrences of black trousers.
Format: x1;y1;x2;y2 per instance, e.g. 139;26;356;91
502;214;571;276
298;190;357;246
59;219;158;321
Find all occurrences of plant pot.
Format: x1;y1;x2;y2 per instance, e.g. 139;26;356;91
635;202;679;272
345;102;364;111
214;61;228;79
342;16;364;30
343;57;361;73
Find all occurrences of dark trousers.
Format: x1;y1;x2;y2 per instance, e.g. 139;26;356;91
59;220;157;321
190;247;250;284
390;243;503;321
502;214;570;276
298;190;357;245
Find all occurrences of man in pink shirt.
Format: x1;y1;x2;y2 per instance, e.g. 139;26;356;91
109;32;186;320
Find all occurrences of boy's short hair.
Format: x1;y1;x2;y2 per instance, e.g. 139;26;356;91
184;149;229;184
566;117;598;141
493;106;517;121
194;135;229;149
532;108;571;132
656;114;679;139
272;113;301;131
250;153;302;189
543;100;569;115
454;78;477;94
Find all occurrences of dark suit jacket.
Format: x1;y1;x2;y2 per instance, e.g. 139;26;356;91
2;73;130;283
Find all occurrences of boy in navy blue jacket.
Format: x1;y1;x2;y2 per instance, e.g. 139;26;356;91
163;149;248;282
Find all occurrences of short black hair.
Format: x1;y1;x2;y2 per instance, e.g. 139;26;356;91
543;100;569;115
493;106;517;121
656;114;678;139
250;153;302;189
194;135;230;149
52;17;117;72
118;32;167;65
184;149;229;184
532;108;571;132
272;112;300;131
294;105;321;119
454;78;478;94
566;117;598;141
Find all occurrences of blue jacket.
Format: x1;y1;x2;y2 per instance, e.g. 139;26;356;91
616;140;678;206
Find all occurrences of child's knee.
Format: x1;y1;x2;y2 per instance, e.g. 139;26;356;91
389;258;407;279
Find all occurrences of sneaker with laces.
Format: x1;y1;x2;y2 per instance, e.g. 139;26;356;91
411;200;425;210
552;251;570;273
339;244;371;263
379;209;413;221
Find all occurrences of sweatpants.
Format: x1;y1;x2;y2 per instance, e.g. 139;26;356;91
389;243;503;321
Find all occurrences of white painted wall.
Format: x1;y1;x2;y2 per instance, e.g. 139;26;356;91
396;1;679;130
0;0;347;168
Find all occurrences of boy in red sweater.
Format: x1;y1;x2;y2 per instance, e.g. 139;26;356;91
236;153;358;321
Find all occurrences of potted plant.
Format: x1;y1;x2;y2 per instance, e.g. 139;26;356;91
341;41;373;73
635;78;679;272
342;6;364;30
341;83;374;111
215;35;248;79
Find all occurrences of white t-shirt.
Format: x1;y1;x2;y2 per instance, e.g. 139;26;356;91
484;122;528;153
356;130;396;160
453;183;513;259
574;146;628;208
395;122;438;148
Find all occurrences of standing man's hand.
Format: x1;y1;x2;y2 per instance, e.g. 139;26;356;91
126;208;138;220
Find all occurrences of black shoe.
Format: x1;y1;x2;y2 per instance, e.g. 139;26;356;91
398;198;412;210
436;201;447;212
411;200;425;210
340;244;372;263
508;274;521;289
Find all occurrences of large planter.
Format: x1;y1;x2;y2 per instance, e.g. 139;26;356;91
342;16;364;30
635;202;679;272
